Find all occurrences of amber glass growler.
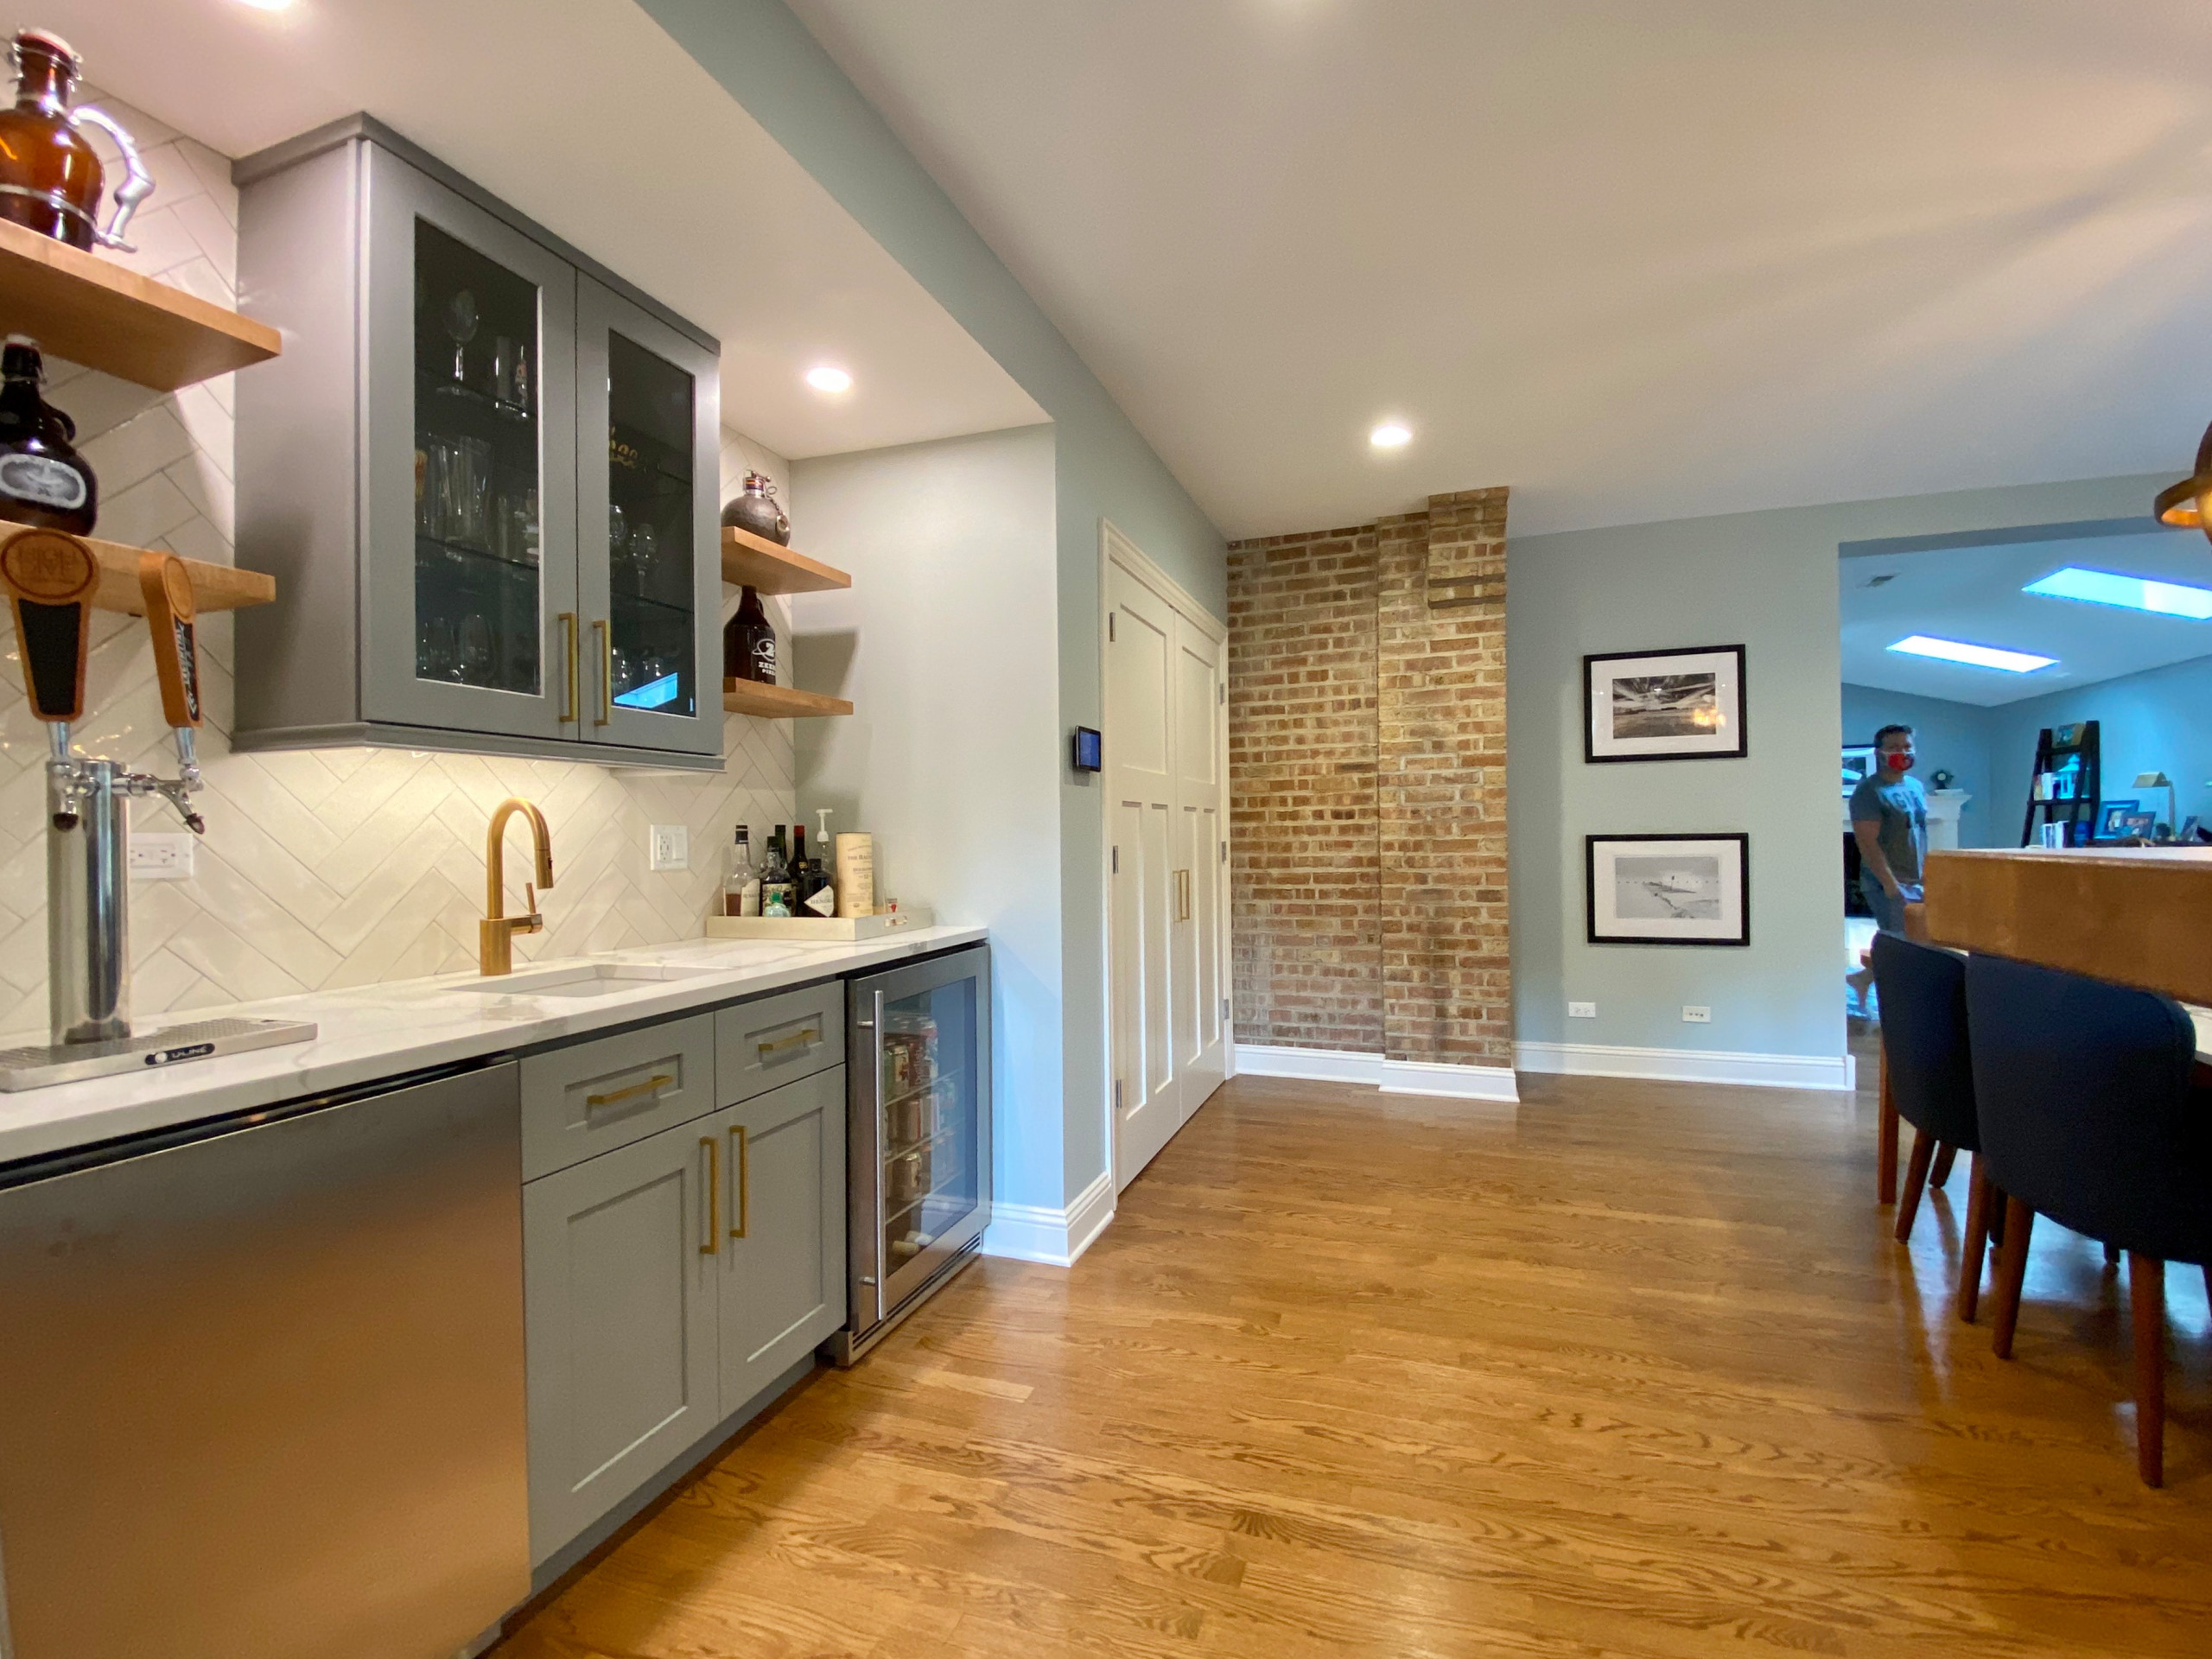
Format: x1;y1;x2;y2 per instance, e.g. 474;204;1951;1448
0;30;152;251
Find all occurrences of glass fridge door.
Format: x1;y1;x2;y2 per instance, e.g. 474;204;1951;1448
858;947;992;1325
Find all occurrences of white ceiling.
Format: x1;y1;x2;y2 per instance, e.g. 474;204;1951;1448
1840;529;2212;705
58;0;1042;460
789;0;2212;539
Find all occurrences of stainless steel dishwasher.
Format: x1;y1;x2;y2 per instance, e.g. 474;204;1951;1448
0;1061;530;1659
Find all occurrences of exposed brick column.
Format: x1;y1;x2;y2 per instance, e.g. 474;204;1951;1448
1226;526;1382;1052
1376;488;1511;1065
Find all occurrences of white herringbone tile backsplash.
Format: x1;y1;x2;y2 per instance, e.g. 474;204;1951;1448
0;92;798;1039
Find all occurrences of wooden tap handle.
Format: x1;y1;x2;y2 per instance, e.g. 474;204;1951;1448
0;530;98;724
137;552;201;730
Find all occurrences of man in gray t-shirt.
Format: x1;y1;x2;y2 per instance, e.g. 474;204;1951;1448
1851;722;1929;936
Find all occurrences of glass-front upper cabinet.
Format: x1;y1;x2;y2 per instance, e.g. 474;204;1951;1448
576;279;721;758
232;118;721;771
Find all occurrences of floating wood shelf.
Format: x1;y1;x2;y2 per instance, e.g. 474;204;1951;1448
0;219;282;391
720;526;851;595
722;678;852;719
0;524;276;615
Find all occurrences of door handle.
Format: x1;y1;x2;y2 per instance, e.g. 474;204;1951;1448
585;1072;672;1109
593;619;613;726
557;612;578;722
757;1026;819;1058
1175;868;1192;921
728;1124;749;1238
699;1134;720;1255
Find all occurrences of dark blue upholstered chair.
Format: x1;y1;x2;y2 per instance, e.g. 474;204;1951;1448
1870;934;1995;1317
1964;952;2212;1486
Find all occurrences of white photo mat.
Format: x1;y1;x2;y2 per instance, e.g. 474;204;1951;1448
1586;834;1750;946
1585;645;1746;762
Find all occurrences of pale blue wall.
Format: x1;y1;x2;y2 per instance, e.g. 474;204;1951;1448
1510;473;2169;1063
1840;684;2000;849
1989;653;2212;841
640;1;1226;1209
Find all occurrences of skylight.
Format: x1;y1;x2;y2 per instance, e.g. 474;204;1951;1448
2022;566;2212;620
1888;635;2055;674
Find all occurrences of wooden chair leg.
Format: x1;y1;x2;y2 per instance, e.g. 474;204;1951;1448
1877;1054;1898;1205
1991;1198;2036;1359
1958;1158;1993;1323
2129;1254;2166;1488
1929;1142;1957;1190
1895;1128;1936;1243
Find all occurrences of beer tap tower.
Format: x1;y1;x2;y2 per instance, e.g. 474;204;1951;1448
0;530;314;1090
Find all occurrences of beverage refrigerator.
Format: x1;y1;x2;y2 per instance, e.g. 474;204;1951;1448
830;944;991;1364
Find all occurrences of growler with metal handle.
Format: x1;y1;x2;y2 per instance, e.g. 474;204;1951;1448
0;30;154;252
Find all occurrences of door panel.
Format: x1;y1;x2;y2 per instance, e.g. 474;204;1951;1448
715;1068;845;1408
1174;617;1227;1114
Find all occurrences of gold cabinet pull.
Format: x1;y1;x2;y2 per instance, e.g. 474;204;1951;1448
586;1072;673;1109
557;612;579;722
593;618;613;726
700;1135;719;1255
1175;868;1192;921
756;1026;819;1059
729;1124;749;1239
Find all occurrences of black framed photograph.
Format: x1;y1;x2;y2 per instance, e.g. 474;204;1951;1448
1585;645;1746;763
1586;833;1751;947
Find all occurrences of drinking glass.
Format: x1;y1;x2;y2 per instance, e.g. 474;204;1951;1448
460;613;494;686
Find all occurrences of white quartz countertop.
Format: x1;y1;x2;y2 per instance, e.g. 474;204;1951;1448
0;925;986;1167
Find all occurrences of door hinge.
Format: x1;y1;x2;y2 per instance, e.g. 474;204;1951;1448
1219;840;1226;863
1109;613;1116;642
1218;682;1226;705
1222;996;1230;1020
1111;845;1119;874
1114;1078;1124;1109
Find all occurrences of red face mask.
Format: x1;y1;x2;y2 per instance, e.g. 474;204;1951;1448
1885;752;1912;772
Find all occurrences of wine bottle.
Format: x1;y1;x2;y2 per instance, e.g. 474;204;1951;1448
722;824;757;918
760;826;796;918
0;337;97;534
803;807;838;916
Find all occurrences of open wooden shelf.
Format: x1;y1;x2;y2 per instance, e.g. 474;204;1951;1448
722;678;852;720
0;524;276;615
720;525;850;595
0;219;282;391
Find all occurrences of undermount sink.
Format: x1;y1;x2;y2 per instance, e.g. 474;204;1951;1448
447;963;717;999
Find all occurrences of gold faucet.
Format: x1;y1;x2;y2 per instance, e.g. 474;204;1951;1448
480;798;556;976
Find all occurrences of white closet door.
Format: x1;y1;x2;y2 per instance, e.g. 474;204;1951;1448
1173;613;1226;1119
1108;562;1181;1189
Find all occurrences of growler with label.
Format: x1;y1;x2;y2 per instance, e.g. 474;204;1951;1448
0;338;97;535
0;30;153;252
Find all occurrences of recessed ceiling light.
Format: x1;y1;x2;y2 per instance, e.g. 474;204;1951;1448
1370;423;1411;449
804;365;852;394
236;0;295;10
1888;634;2055;673
2023;565;2212;620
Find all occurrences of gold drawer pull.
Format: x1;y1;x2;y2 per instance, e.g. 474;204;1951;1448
586;1072;673;1109
757;1026;819;1058
700;1135;719;1255
729;1124;749;1239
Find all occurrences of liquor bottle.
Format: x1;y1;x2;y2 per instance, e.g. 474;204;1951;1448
803;807;839;916
790;823;815;910
0;338;97;534
722;824;758;918
760;827;796;918
721;585;777;683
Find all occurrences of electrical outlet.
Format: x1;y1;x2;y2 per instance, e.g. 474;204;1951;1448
1567;1001;1597;1019
129;834;195;880
1682;1005;1712;1024
649;823;689;872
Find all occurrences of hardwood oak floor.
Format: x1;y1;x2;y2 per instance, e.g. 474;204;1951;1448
500;1068;2212;1659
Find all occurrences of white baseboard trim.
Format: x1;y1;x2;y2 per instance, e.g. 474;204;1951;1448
982;1169;1116;1268
1235;1044;1522;1103
1514;1040;1856;1092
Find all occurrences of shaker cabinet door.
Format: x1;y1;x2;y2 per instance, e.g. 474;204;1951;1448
361;144;581;746
713;1067;847;1408
523;1119;720;1565
575;276;722;759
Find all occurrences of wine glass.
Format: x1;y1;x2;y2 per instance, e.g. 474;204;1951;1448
443;289;479;389
628;521;658;596
460;613;494;685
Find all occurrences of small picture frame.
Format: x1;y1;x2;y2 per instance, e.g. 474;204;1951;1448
1585;645;1746;763
1841;746;1877;796
2095;799;2139;840
1586;833;1751;947
2122;811;2158;840
1071;727;1103;772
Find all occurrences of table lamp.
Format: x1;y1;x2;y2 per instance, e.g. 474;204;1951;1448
2134;771;2177;838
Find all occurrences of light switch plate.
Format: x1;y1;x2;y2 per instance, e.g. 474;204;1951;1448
130;833;195;880
649;823;689;872
1682;1005;1712;1024
1567;1001;1597;1019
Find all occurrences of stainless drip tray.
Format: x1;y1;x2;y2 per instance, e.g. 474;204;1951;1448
0;1018;319;1092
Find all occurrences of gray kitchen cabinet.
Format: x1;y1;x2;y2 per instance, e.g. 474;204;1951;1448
519;1012;715;1180
709;1066;849;1408
233;114;722;771
522;1116;720;1565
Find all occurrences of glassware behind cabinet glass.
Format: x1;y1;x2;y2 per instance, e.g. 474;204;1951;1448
602;330;696;719
414;219;543;696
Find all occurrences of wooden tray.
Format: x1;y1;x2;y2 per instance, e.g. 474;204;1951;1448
706;907;933;942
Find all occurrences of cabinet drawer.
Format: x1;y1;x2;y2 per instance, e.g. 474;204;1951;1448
716;981;844;1105
522;1014;715;1180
